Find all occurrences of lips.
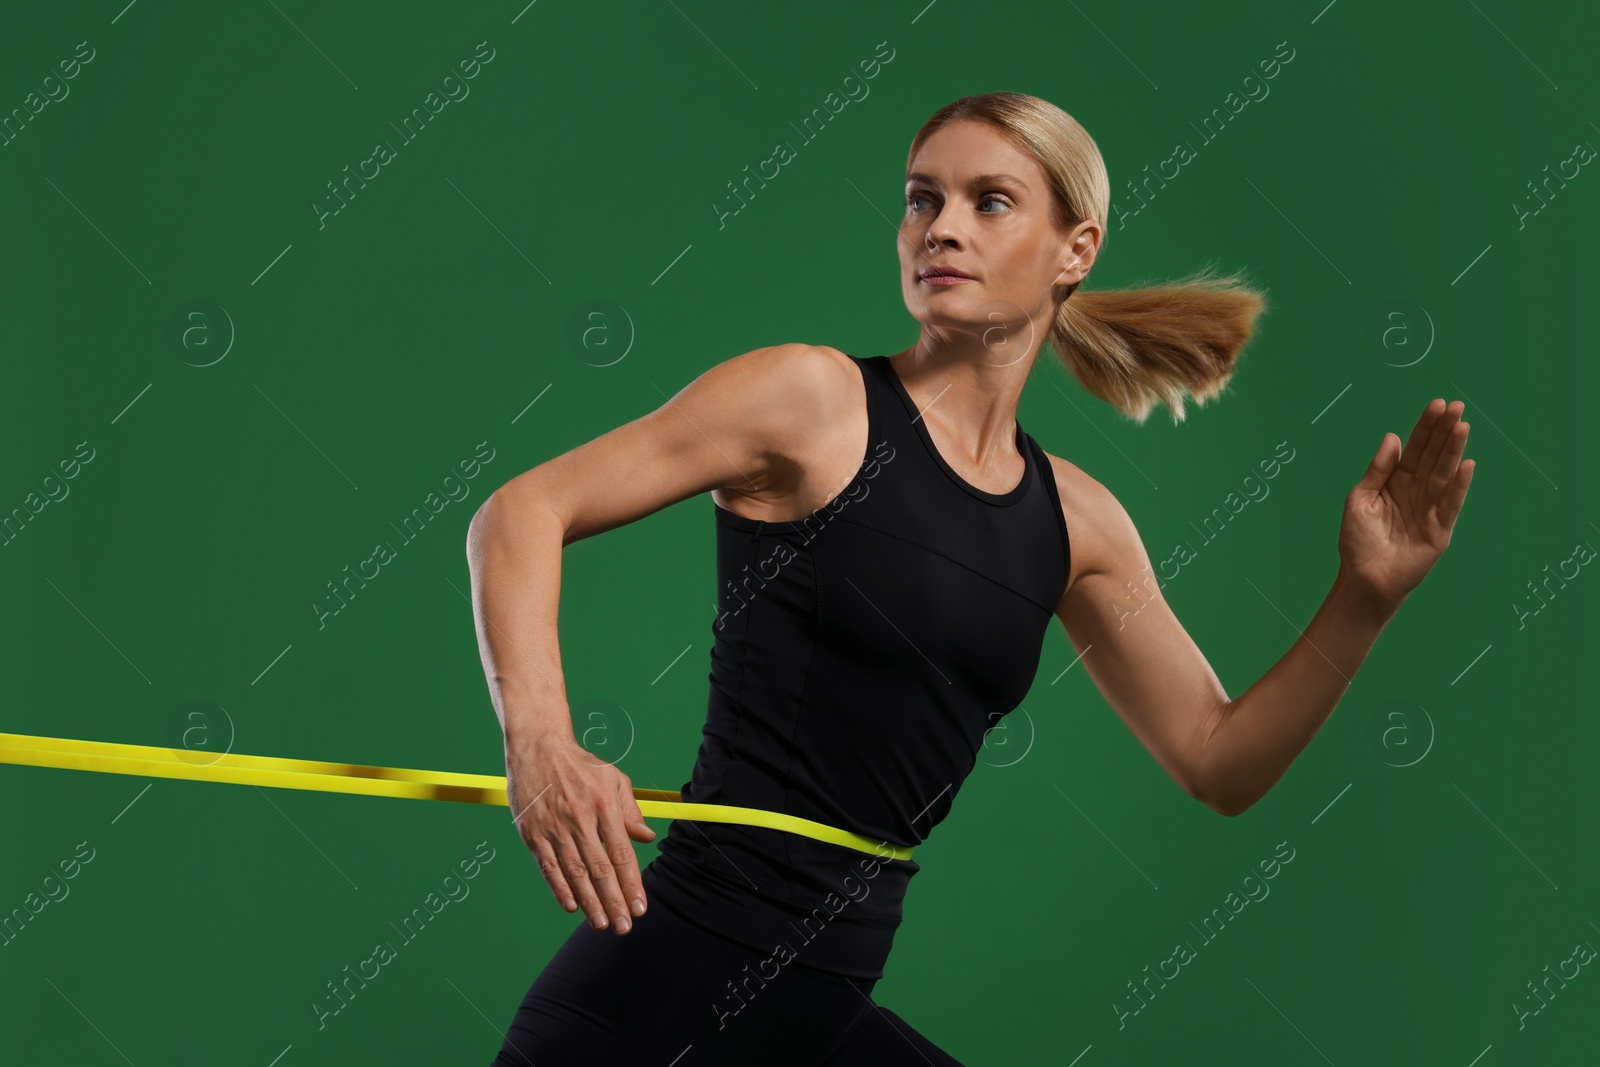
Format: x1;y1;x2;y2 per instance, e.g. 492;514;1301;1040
920;265;975;287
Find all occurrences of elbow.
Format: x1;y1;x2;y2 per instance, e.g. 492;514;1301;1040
466;482;571;559
1189;770;1251;818
465;492;495;559
468;483;525;550
1190;699;1251;816
1210;797;1249;818
1203;786;1258;818
468;489;499;542
1195;787;1246;818
1191;784;1236;818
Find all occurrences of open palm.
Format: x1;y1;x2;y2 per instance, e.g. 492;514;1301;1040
1339;398;1476;608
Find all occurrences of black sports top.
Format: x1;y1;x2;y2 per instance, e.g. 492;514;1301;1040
644;352;1072;979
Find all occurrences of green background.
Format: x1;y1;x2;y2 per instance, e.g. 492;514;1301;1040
3;1;1595;1063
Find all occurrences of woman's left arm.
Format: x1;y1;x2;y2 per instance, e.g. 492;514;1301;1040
1052;398;1475;817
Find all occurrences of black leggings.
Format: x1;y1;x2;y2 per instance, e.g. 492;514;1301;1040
488;887;967;1066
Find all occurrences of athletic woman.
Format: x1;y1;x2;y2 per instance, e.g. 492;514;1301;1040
466;91;1474;1065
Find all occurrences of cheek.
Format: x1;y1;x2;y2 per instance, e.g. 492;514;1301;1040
1013;243;1059;283
896;227;920;259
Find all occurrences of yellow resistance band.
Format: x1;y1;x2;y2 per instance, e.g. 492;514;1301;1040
0;732;914;861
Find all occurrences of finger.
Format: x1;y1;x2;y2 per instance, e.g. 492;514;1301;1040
571;819;633;934
599;801;648;923
1415;400;1463;486
621;781;657;845
1397;398;1445;475
1354;432;1400;493
618;782;654;913
1439;457;1475;530
1430;419;1468;495
557;832;611;931
529;835;579;914
626;804;657;844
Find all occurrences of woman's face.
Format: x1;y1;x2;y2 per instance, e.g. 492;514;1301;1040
898;118;1098;356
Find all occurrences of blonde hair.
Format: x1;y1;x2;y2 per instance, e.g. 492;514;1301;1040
907;92;1267;425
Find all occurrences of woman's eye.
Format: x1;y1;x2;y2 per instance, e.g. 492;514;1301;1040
905;192;1008;213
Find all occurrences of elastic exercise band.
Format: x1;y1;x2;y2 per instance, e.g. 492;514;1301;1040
0;732;913;861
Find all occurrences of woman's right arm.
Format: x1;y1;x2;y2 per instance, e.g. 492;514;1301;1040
464;343;841;935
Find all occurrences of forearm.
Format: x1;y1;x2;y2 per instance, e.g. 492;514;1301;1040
1198;567;1402;815
465;485;576;752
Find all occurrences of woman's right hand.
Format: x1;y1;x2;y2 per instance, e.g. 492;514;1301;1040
505;729;656;935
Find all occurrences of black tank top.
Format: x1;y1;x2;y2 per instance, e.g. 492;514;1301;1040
645;352;1071;979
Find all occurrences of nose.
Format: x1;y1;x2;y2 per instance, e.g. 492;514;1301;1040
908;214;964;268
923;211;963;252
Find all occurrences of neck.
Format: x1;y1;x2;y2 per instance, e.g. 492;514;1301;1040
891;336;1039;469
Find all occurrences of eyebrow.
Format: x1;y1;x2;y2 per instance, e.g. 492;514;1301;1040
905;171;1030;193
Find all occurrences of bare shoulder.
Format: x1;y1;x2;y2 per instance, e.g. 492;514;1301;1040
758;342;862;408
713;341;854;384
701;342;858;433
1038;449;1150;606
703;343;864;510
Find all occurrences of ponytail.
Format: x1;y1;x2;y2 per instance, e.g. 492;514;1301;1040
1049;265;1266;425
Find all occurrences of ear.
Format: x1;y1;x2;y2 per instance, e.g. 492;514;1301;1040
1055;222;1101;286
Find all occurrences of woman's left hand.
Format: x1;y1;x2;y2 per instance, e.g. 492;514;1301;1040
1338;398;1476;610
